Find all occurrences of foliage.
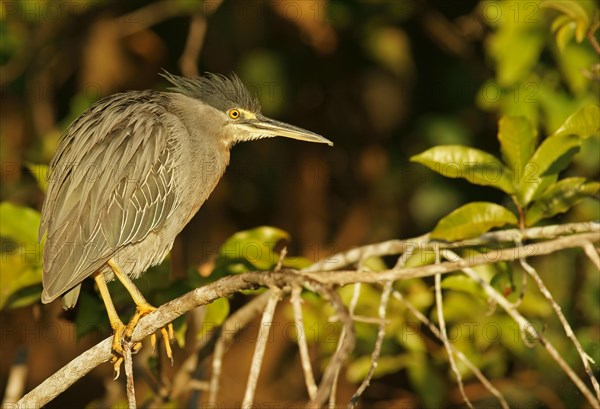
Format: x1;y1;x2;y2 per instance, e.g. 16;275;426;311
412;105;599;239
1;0;598;407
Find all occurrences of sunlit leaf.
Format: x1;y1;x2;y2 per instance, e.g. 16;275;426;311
484;0;545;86
525;177;600;226
213;226;290;276
410;146;515;194
197;297;230;341
0;202;41;244
553;104;600;139
346;354;409;383
431;202;518;241
0;202;43;309
541;0;590;42
498;116;537;174
441;275;486;299
554;20;576;52
518;133;581;205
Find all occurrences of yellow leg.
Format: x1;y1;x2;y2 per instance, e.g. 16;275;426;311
93;271;127;378
107;259;174;364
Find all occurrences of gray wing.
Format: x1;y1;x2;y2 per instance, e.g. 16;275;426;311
40;91;178;303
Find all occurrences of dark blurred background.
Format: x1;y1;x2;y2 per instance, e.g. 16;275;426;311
1;0;598;407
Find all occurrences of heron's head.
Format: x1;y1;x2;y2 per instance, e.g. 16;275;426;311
161;71;333;148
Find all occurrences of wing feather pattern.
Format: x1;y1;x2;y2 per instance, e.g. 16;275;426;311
40;91;178;304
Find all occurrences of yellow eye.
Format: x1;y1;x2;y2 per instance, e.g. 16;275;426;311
228;109;240;119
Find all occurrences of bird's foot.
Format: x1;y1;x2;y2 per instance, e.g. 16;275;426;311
109;320;142;379
124;303;175;365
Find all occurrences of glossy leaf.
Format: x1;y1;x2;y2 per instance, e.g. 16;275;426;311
518;133;581;205
525;177;600;226
497;116;537;173
213;226;290;277
553;104;600;139
411;146;515;194
431;202;518;241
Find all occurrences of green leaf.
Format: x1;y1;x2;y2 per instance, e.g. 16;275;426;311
518;133;581;204
541;0;590;42
553;104;600;139
554;20;576;52
484;0;545;86
25;163;49;193
497;116;537;173
347;354;409;383
197;297;230;341
441;275;486;299
431;202;518;241
491;264;518;301
525;177;600;226
410;146;515;194
0;202;42;244
213;226;290;277
0;202;43;309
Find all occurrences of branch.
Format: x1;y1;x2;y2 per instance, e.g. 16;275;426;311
305;222;599;273
519;257;600;401
291;286;318;400
15;228;599;407
303;232;600;286
392;290;510;409
442;249;600;409
242;290;280;406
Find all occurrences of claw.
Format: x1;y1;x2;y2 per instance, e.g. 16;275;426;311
112;356;123;379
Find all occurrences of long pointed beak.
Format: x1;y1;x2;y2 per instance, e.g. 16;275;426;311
242;116;333;146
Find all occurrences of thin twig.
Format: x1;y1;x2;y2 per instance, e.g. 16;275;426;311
291;286;318;400
118;1;190;37
442;249;600;409
179;15;206;78
305;222;600;273
302;232;600;286
206;291;272;403
435;264;473;409
16;228;599;407
581;241;600;270
587;17;600;55
179;0;223;77
348;281;392;408
328;282;361;407
311;286;356;407
519;257;600;401
124;345;136;409
2;347;28;405
392;290;510;409
242;290;281;407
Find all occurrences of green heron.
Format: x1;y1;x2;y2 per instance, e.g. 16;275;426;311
39;71;332;374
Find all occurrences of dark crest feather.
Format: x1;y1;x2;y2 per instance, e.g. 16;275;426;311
160;70;260;113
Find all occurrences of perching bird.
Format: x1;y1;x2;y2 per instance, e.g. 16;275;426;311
39;71;332;373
